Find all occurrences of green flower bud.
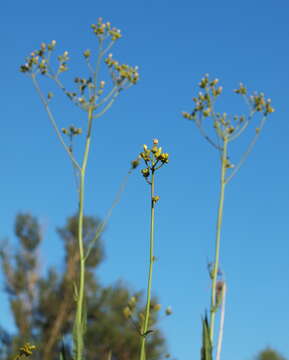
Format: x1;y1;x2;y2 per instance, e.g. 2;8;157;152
131;158;140;169
83;49;91;58
203;108;211;117
165;306;172;316
123;306;132;319
227;126;234;134
151;145;158;154
141;168;150;178
47;40;56;51
153;303;161;311
234;83;247;95
159;153;169;164
128;296;137;306
152;195;160;203
182;111;193;120
59;64;68;72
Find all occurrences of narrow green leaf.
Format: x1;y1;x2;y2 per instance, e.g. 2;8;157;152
201;313;213;360
59;339;68;360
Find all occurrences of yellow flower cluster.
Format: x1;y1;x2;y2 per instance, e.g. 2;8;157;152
61;125;82;136
138;139;169;182
105;54;139;85
20;41;69;75
14;343;36;360
182;74;275;139
251;93;274;114
91;18;122;41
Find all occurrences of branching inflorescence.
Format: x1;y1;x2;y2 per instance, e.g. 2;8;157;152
20;18;139;360
183;74;274;360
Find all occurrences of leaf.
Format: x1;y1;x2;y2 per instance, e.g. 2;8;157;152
59;339;69;360
201;313;212;360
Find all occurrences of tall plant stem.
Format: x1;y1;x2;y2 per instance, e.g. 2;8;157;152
216;282;227;360
75;106;93;360
209;137;228;344
140;170;156;360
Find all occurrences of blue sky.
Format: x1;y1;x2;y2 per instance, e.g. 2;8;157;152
1;1;289;359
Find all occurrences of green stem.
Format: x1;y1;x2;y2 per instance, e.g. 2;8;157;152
75;106;93;360
140;170;156;360
84;171;131;261
31;75;80;171
93;90;120;119
93;40;103;96
225;115;267;184
209;137;228;344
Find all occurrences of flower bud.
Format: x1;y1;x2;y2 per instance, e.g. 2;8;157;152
123;306;132;319
131;158;140;169
151;145;158;153
141;168;150;178
165;306;172;316
153;303;161;311
83;49;91;58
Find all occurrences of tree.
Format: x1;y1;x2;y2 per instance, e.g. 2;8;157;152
256;347;287;360
0;213;166;360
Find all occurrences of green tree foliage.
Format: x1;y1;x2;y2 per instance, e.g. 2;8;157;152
256;348;287;360
0;213;165;360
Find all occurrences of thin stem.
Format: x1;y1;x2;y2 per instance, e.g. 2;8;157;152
93;90;120;119
195;117;223;151
97;86;118;108
75;170;85;360
52;76;79;106
216;282;227;360
75;106;93;360
85;58;95;77
209;137;228;344
225;115;267;184
103;41;114;56
140;170;156;360
93;40;103;95
228;110;255;142
84;171;131;261
31;75;81;171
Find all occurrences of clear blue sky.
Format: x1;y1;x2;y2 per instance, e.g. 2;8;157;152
1;1;289;359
